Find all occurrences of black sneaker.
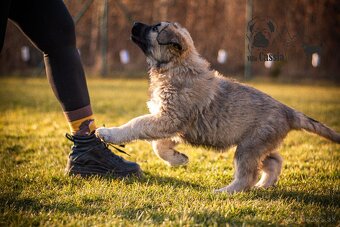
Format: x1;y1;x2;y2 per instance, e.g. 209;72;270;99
65;133;141;178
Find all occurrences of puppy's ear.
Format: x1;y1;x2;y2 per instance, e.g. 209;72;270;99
157;28;183;51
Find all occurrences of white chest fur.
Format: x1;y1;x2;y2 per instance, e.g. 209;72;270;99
147;99;162;114
147;87;164;115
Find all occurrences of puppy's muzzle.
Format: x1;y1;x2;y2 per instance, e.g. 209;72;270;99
131;22;151;54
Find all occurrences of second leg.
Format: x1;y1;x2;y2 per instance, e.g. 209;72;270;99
255;152;283;188
152;139;189;167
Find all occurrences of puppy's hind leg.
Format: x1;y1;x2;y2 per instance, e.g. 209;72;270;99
152;139;189;167
255;152;283;188
215;134;282;193
215;144;261;194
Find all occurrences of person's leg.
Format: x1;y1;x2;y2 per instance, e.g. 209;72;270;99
7;0;141;177
8;0;95;136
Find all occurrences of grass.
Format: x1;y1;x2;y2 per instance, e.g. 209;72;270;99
0;77;339;226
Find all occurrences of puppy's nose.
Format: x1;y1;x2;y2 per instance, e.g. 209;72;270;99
132;22;150;36
132;22;142;36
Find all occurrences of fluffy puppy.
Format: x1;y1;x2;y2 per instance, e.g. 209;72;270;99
96;22;340;193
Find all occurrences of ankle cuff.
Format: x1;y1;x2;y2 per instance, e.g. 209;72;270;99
64;105;93;122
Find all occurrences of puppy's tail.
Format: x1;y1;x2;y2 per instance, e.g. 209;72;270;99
290;109;340;144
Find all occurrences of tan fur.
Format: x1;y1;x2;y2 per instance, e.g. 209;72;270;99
96;22;340;193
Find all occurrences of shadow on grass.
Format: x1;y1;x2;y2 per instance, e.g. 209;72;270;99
133;171;207;190
48;167;206;190
0;196;104;215
0;194;272;225
0;195;108;227
1;176;338;225
0;174;208;225
247;188;340;208
113;206;275;225
89;171;207;191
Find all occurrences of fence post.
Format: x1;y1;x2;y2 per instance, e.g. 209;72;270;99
244;0;253;80
100;0;108;76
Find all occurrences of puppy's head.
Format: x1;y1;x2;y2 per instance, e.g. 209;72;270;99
131;22;194;67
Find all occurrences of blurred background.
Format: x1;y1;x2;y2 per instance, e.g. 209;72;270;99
0;0;339;81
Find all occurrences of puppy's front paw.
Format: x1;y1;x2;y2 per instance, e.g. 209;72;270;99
95;127;114;143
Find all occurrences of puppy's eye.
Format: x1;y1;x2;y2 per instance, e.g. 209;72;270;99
152;26;158;32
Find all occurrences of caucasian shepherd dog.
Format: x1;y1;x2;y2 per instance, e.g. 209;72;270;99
96;22;340;193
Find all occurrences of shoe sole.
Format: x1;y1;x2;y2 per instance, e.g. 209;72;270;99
66;165;142;179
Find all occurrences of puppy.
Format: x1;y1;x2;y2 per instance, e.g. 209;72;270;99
96;22;340;193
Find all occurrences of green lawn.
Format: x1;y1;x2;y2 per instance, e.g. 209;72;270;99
0;77;339;226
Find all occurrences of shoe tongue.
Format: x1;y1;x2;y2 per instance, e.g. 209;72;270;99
74;119;95;136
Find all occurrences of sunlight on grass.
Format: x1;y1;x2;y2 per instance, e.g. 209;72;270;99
0;77;339;225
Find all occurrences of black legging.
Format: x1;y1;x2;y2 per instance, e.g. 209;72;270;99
0;0;90;112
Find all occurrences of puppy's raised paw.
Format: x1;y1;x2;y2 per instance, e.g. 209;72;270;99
95;127;113;143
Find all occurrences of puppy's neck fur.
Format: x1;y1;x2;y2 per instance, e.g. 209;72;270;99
149;50;211;79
